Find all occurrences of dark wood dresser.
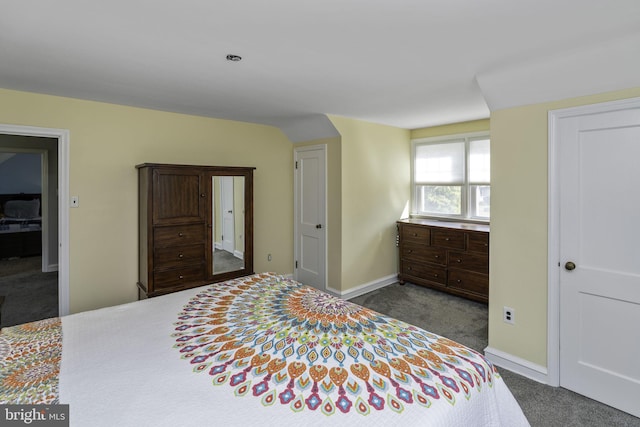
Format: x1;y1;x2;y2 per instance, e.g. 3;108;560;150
397;218;489;303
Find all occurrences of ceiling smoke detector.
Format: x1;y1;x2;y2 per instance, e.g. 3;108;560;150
226;54;242;62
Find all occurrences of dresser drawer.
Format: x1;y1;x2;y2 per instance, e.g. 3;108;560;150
467;232;489;253
447;270;488;296
400;224;431;244
431;229;465;249
154;243;205;269
401;243;446;265
153;264;206;290
401;260;447;285
448;251;488;274
154;224;205;246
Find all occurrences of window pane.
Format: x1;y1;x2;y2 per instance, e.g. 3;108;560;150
470;185;490;218
415;142;465;183
469;139;490;182
416;185;461;215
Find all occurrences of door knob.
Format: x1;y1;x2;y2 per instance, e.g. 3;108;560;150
565;261;576;271
316;224;322;229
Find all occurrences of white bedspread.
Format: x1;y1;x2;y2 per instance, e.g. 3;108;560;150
57;274;529;426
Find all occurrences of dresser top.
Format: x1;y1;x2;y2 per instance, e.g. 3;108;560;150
397;218;489;233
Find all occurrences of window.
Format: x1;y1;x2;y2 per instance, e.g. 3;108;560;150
412;133;490;221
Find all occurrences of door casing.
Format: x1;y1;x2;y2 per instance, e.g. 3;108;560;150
547;96;640;386
293;144;327;290
0;124;70;316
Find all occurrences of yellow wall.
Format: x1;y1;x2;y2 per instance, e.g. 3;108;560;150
489;87;640;366
410;119;490;139
0;88;293;314
329;116;410;291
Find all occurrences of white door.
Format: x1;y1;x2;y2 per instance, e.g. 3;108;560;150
557;100;640;417
220;176;235;253
294;145;326;290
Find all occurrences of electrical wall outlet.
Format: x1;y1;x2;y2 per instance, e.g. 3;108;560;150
503;306;515;325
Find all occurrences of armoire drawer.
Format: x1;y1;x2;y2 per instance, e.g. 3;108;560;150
154;243;205;269
401;261;447;285
153;265;206;290
401;243;446;265
154;224;205;246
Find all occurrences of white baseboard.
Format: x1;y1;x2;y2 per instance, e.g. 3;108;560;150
233;250;244;260
45;263;58;273
326;274;397;300
484;346;549;384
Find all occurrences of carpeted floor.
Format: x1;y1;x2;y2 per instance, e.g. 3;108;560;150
213;249;244;273
350;282;640;427
0;256;58;327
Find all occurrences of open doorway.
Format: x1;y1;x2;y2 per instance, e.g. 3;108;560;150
0;140;57;326
0;125;69;326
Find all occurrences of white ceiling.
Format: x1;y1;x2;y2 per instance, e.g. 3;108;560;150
1;0;639;138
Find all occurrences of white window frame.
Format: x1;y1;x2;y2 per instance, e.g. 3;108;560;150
411;131;490;222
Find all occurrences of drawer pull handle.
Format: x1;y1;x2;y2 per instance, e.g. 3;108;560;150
456;279;462;284
484;243;488;247
445;237;450;241
456;259;462;263
178;232;184;237
434;274;438;278
201;193;206;198
434;255;439;259
408;249;412;253
179;275;184;279
178;253;184;258
413;233;418;237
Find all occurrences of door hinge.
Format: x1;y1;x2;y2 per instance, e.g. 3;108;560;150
295;161;298;169
295;260;298;269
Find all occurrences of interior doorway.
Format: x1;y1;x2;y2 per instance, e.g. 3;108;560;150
293;144;327;290
0;142;56;326
0;124;69;321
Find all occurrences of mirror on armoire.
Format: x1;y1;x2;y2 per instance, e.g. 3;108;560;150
205;167;254;282
211;175;245;274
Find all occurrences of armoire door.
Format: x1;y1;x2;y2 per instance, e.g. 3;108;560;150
152;168;205;225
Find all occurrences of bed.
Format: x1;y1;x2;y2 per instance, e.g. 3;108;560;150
0;194;42;259
0;273;529;426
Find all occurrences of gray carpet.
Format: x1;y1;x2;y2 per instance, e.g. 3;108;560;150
213;249;244;273
350;282;640;427
0;256;58;327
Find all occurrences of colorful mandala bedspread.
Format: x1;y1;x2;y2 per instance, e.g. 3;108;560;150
0;318;62;404
173;273;498;417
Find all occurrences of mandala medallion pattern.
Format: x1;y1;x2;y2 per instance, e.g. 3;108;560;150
0;318;62;404
173;273;497;416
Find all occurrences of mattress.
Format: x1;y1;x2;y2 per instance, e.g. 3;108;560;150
0;273;529;426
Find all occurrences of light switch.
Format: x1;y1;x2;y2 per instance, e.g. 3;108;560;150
71;196;79;208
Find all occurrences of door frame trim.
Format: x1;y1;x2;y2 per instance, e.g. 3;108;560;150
0;123;70;316
547;96;640;387
293;144;327;290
